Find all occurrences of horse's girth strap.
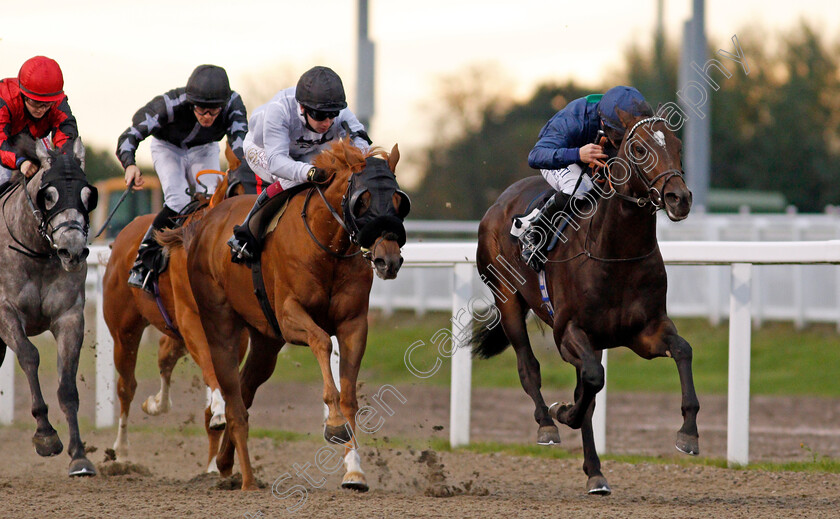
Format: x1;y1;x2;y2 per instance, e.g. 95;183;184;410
251;257;283;338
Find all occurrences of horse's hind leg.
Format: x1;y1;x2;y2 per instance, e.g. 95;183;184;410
0;314;63;457
216;330;281;477
53;310;96;476
152;335;186;414
111;318;145;460
203;314;257;490
500;297;560;445
142;335;186;416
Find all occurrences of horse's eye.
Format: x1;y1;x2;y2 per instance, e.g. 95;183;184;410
633;145;646;156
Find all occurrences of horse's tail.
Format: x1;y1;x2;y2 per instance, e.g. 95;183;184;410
156;226;187;251
470;319;510;359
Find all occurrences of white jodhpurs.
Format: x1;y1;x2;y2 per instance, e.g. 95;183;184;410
540;163;593;198
150;138;221;212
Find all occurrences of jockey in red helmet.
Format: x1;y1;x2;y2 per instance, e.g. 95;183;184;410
0;56;78;183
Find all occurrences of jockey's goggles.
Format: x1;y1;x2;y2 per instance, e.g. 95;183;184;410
193;106;222;117
306;107;340;122
23;96;55;110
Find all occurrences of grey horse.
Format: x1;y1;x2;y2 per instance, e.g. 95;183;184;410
0;137;98;476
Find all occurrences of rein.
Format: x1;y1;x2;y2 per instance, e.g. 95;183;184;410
301;184;362;260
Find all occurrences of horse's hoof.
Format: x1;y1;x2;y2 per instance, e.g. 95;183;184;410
537;425;561;446
69;457;96;477
208;413;226;431
324;423;353;445
33;431;63;457
586;475;611;495
675;432;700;456
141;396;170;416
548;402;572;424
341;471;369;492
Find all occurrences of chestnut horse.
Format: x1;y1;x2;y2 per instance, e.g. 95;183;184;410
471;109;696;494
162;139;408;490
103;171;247;472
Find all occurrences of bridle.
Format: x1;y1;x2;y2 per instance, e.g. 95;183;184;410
301;183;362;260
3;174;89;259
603;116;685;212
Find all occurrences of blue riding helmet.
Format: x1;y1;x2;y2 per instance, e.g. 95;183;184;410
597;86;652;132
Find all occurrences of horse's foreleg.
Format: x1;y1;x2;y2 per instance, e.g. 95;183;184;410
334;315;369;492
501;298;559;445
280;300;347;440
667;333;700;455
552;322;603;430
631;319;700;456
142;335;185;416
53;311;95;476
579;397;611;495
0;311;62;457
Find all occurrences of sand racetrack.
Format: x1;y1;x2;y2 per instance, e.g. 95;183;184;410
2;375;840;518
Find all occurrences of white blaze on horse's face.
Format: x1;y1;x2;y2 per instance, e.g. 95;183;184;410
653;130;666;147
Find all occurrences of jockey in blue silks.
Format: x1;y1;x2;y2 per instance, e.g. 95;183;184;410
514;86;653;271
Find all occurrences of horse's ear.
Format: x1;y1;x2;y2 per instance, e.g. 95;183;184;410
388;144;400;174
224;140;239;172
35;139;51;168
73;138;86;170
616;107;636;129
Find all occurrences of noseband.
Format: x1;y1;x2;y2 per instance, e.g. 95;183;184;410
607;116;685;211
4;174;90;259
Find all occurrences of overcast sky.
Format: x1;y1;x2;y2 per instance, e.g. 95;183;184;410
2;0;837;184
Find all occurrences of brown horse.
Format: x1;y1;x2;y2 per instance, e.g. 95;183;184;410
103;171;247;472
471;108;696;495
161;139;407;490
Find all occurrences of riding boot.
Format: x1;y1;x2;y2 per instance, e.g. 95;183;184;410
229;180;299;264
128;206;178;292
227;190;274;264
517;192;572;271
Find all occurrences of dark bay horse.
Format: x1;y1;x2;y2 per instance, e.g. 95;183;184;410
103;172;247;472
472;108;696;494
0;138;98;476
161;139;408;490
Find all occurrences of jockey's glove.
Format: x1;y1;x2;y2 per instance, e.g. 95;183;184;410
307;167;329;184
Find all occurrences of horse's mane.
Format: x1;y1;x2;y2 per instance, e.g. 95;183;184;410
157;175;229;251
11;134;39;166
312;139;387;175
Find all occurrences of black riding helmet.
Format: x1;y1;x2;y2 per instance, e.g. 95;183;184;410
295;66;348;112
186;65;231;107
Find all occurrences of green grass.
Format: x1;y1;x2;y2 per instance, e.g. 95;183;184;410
17;311;840;398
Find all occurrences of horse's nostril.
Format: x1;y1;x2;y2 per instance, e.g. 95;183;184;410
374;258;386;270
398;257;404;268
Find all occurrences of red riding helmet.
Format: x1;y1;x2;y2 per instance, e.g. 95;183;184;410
18;56;65;102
